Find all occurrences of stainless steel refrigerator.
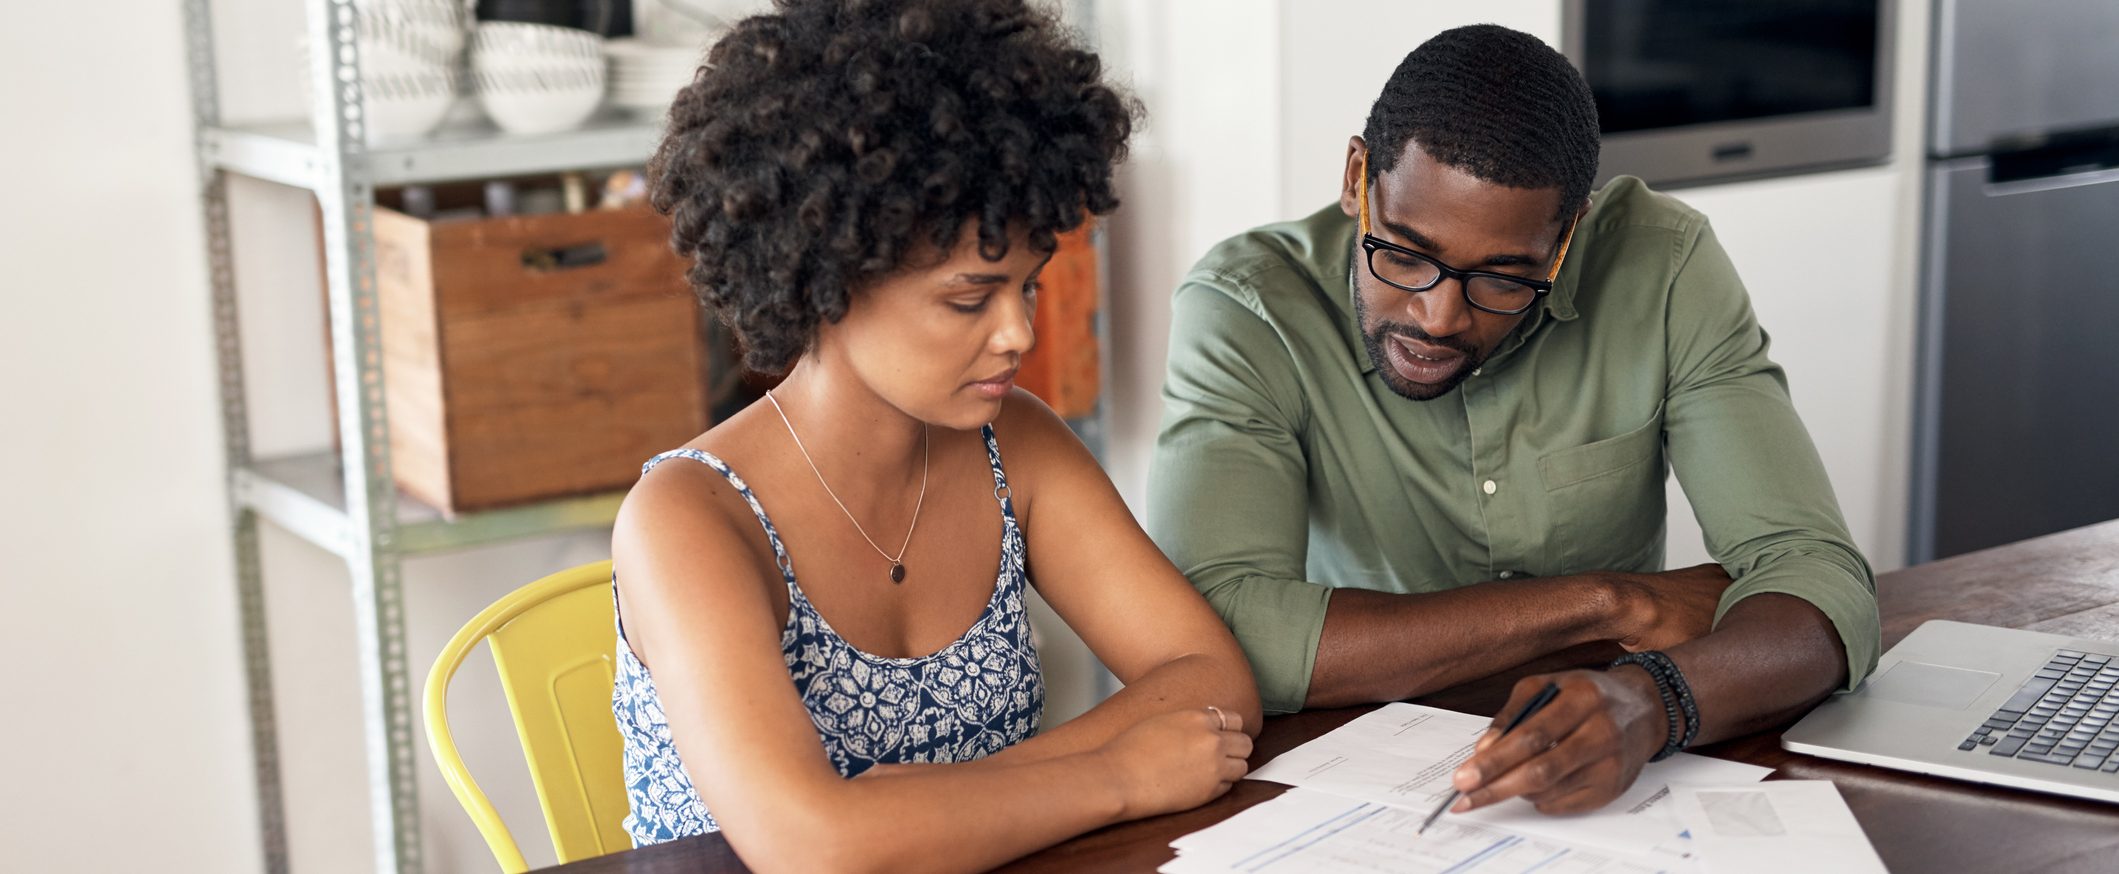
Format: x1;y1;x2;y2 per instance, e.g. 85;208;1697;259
1911;1;2119;562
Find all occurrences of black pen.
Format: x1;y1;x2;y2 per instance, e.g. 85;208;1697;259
1417;682;1563;835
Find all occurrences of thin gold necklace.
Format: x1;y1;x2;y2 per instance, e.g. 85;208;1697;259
765;390;929;584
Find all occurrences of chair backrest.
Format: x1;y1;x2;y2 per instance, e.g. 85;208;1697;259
424;560;629;873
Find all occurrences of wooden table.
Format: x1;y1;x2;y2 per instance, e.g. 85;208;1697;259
544;520;2119;874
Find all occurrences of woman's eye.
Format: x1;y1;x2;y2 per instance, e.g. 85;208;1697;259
950;297;991;314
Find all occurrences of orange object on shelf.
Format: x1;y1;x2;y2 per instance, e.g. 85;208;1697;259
1016;223;1102;418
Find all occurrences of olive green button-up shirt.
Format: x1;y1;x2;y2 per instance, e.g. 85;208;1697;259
1147;177;1880;714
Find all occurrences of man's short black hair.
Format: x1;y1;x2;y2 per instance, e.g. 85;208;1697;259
1361;24;1600;220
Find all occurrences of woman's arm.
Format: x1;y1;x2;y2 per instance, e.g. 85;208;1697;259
614;462;1248;874
981;390;1265;767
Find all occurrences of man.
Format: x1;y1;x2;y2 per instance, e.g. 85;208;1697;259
1148;24;1879;816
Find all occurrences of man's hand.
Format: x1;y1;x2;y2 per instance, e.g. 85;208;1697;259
1606;563;1732;652
1446;667;1669;815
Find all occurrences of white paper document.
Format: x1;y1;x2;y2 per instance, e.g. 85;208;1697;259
1667;781;1887;874
1161;787;1674;874
1245;703;1771;862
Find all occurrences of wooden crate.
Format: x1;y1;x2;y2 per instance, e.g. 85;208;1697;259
373;203;706;513
1017;224;1101;418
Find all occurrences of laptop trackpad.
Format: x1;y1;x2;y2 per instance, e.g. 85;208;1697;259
1864;661;2000;710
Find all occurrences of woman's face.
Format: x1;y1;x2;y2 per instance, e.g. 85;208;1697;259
816;222;1047;431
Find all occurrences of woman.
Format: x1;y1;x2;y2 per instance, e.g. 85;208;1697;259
609;1;1261;871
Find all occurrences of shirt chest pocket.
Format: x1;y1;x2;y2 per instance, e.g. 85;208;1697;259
1537;403;1668;572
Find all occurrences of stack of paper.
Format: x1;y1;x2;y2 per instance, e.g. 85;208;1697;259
1242;703;1769;864
1164;703;1886;874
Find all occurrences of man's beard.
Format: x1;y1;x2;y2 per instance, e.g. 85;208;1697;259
1350;264;1487;402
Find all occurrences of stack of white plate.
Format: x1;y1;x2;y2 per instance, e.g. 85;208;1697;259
471;21;608;135
303;0;469;144
605;38;708;119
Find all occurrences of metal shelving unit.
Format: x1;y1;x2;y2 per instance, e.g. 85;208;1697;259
186;3;1115;873
183;2;668;872
202;116;665;189
237;452;629;558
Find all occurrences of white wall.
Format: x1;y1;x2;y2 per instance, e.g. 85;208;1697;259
1094;0;1288;510
0;2;260;872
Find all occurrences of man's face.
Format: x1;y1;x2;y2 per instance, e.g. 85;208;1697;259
1339;138;1574;401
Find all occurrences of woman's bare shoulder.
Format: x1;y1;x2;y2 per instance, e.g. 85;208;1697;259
612;443;778;610
986;388;1110;511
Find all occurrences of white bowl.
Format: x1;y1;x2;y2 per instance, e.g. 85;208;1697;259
365;80;456;142
357;0;469;63
361;46;457;142
477;87;604;135
472;59;605;134
298;36;459;144
468;21;606;134
473;62;605;92
472;21;604;63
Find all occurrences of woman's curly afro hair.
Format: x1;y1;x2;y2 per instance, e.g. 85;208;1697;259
648;0;1136;374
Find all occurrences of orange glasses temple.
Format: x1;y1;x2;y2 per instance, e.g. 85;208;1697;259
1548;212;1580;283
1359;153;1372;235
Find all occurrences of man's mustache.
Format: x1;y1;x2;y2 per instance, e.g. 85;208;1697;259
1370;322;1477;357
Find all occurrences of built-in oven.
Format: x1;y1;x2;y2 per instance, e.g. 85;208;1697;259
1561;0;1896;188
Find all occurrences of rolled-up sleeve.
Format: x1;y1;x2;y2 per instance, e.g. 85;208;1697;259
1148;277;1331;713
1662;221;1882;689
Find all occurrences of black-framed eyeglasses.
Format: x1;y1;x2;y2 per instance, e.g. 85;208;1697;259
1357;154;1580;317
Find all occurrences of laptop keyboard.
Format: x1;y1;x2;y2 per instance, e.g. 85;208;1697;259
1962;650;2119;772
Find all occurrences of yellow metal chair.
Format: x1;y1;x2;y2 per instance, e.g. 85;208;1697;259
425;560;630;872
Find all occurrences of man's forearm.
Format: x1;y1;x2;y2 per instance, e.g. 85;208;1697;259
1442;590;1855;816
1306;576;1628;709
1662;592;1847;745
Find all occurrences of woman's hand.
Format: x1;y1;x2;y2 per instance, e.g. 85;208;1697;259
1097;707;1254;819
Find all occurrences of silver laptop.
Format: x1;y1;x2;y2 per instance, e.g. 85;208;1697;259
1783;620;2119;804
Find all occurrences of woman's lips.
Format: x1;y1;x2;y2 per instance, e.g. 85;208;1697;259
969;367;1018;399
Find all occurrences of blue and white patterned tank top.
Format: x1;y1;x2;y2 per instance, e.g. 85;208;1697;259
612;424;1044;846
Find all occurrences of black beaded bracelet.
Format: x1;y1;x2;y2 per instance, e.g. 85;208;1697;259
1610;651;1701;761
1612;655;1680;758
1637;651;1699;758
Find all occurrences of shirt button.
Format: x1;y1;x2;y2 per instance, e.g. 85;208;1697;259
1471;367;1483;377
1482;479;1497;495
1497;570;1514;579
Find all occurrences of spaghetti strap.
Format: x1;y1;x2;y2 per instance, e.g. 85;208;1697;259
979;424;1015;515
641;449;797;591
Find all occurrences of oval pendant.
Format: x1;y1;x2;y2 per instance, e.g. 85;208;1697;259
890;563;906;584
